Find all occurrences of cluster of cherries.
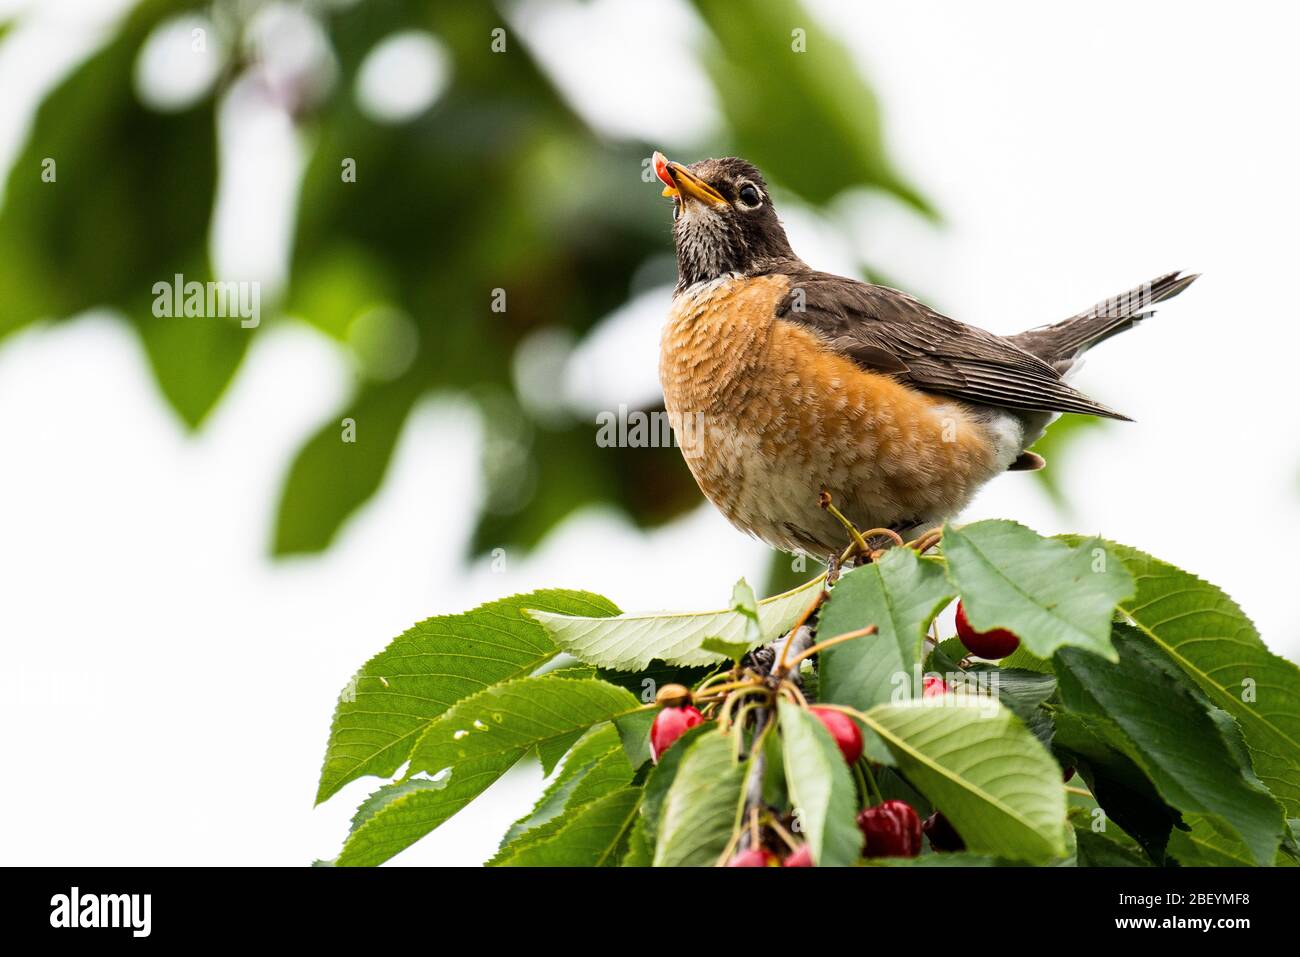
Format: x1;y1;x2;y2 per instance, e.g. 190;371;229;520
647;600;1020;866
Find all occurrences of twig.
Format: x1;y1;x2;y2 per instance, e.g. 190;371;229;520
775;590;823;672
735;708;772;853
781;624;877;673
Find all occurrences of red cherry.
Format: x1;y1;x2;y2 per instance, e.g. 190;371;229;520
922;811;965;852
808;706;863;764
782;845;814;867
649;705;704;763
922;675;948;699
955;600;1020;659
1062;765;1076;783
727;848;777;867
857;800;922;858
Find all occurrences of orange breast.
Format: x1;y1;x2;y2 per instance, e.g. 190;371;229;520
659;274;1007;554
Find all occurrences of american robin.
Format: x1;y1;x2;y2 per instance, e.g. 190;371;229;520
651;151;1197;558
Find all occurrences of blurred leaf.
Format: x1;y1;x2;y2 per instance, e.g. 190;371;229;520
1026;415;1107;510
0;0;244;427
689;0;932;214
272;376;422;555
763;548;819;597
8;0;933;556
284;0;695;557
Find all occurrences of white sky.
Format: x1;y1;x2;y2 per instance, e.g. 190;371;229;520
0;0;1297;866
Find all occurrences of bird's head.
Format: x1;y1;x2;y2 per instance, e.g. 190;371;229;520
652;152;795;292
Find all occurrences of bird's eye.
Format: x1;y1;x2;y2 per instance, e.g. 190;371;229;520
737;185;762;207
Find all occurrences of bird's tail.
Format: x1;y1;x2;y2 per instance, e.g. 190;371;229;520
1009;271;1198;368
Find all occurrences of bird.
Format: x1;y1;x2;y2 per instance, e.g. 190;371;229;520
651;151;1197;559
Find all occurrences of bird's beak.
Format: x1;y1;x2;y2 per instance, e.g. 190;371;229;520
652;151;727;208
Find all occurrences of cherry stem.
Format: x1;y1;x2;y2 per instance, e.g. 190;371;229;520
766;815;800;853
775;593;826;674
858;759;885;806
822;494;872;558
860;526;906;548
780;625;877;674
906;527;944;555
1065;785;1093;798
715;823;746;867
777;678;807;707
731;700;765;758
719;686;767;731
695;671;739;693
694;678;762;702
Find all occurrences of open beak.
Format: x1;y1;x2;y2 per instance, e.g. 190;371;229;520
652;151;727;208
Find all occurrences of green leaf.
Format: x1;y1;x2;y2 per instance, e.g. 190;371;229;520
1052;710;1179;863
730;578;762;643
968;665;1058;749
1068;798;1151;866
492;788;642;867
1026;415;1108;510
497;725;628;849
332;677;639;865
942;520;1134;662
316;589;619;804
527;574;824;670
869;853;1009;867
997;643;1054;674
654;732;747;867
612;709;657;769
777;702;861;866
136;316;251;430
595;662;717;702
700;638;754;664
859;699;1067;862
818;548;955;710
1073;828;1151;867
927;639;1058;748
272;378;423;555
688;0;932;215
639;723;713;846
1098;540;1300;818
621;815;654;867
0;0;245;426
1055;625;1285;865
1166;813;1299;867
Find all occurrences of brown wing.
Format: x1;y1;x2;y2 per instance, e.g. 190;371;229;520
773;269;1130;420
